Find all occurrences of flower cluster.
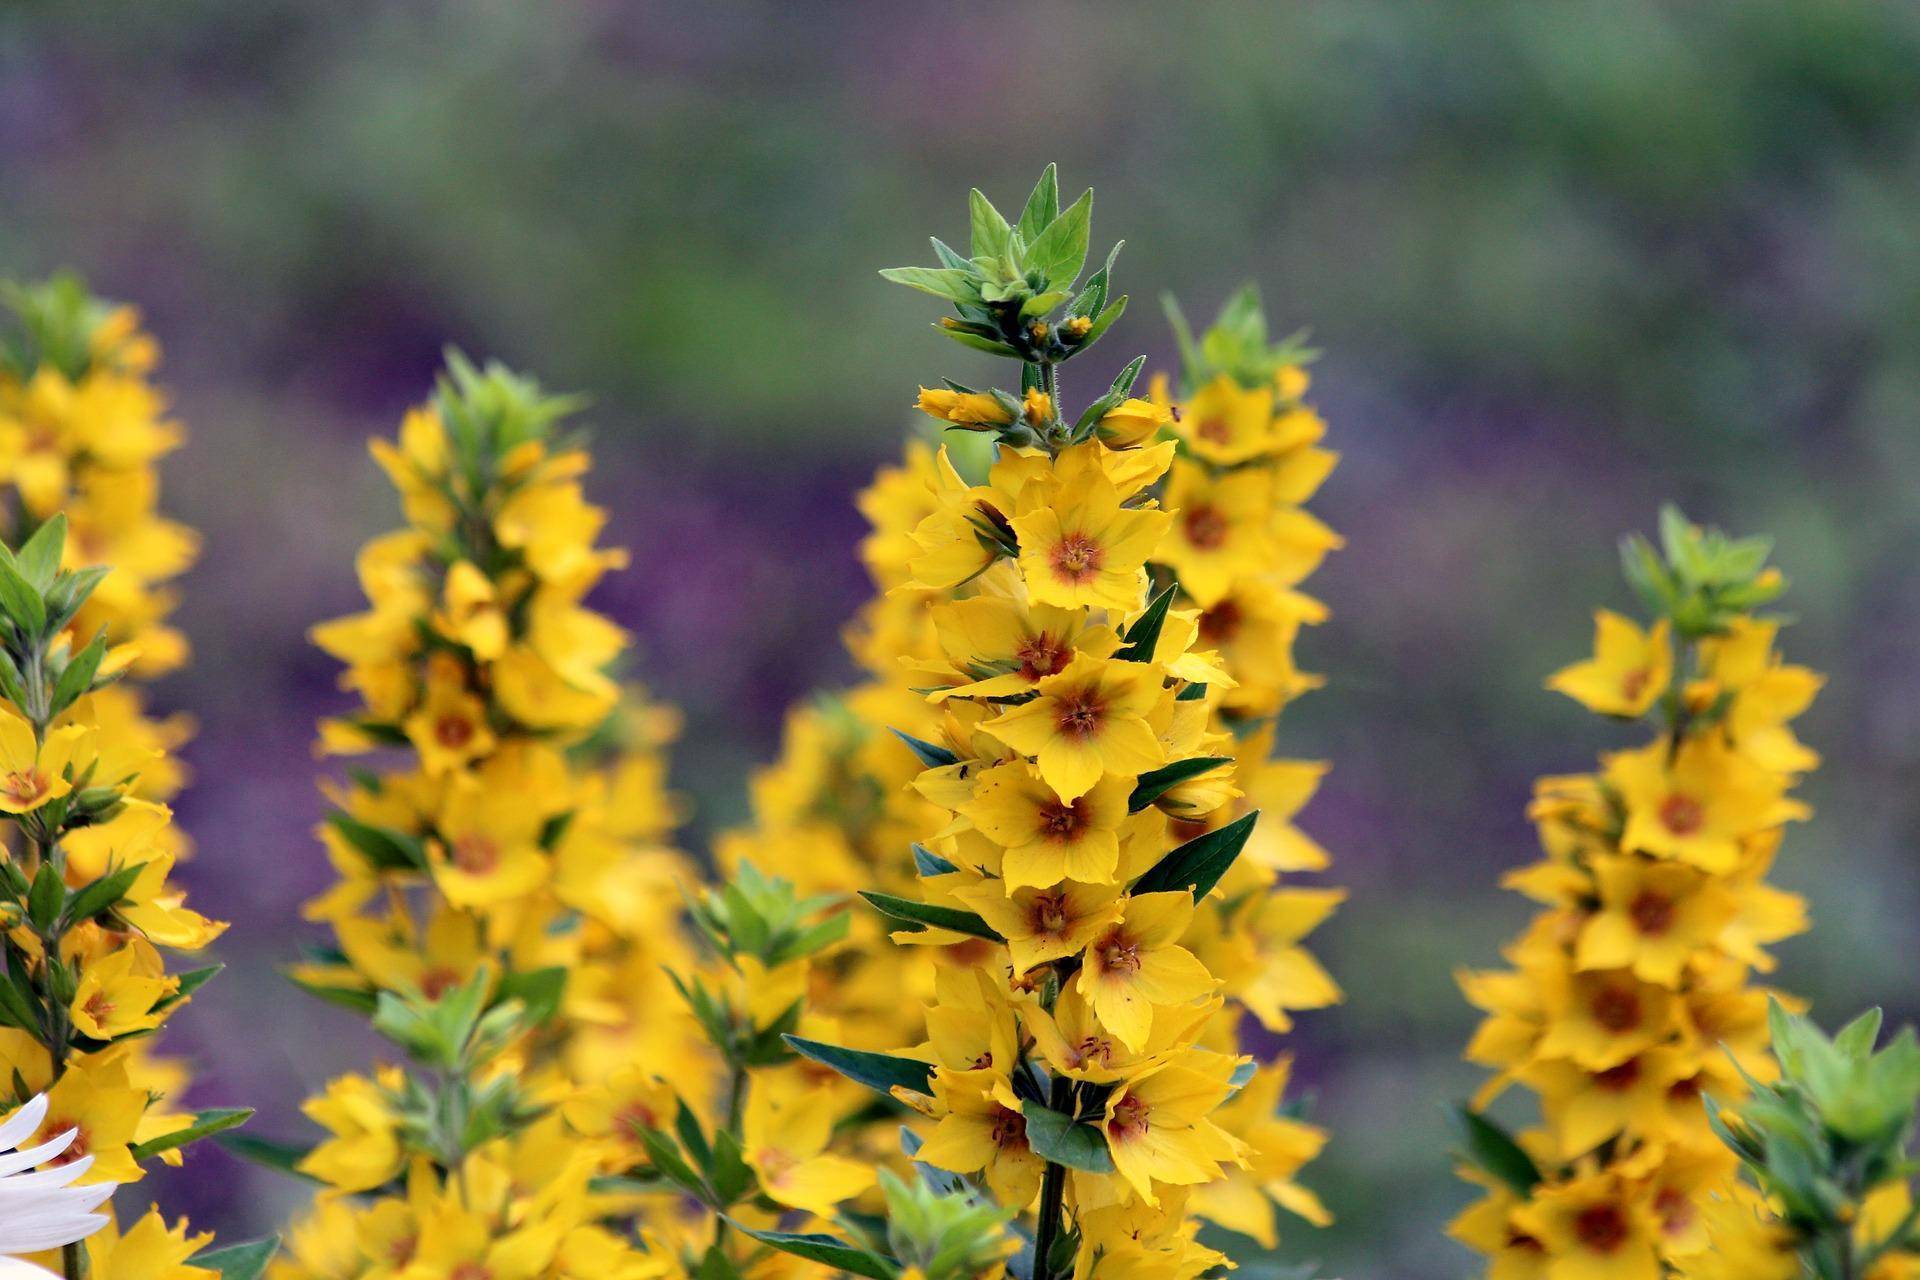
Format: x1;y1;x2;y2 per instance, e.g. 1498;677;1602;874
1453;508;1821;1279
0;280;256;1280
770;169;1343;1280
272;356;704;1278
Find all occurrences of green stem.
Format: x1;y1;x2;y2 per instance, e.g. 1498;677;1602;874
1029;1075;1073;1280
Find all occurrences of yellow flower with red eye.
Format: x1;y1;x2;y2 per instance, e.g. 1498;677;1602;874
1547;611;1673;718
402;653;495;776
1575;856;1737;987
1536;963;1679;1071
913;1068;1044;1208
1155;461;1275;607
925;596;1119;701
1518;1045;1704;1160
1512;1170;1664;1280
742;1073;875;1218
10;1055;146;1185
1175;375;1274;465
68;941;178;1040
1607;738;1807;874
331;902;483;998
1008;473;1169;613
0;708;86;814
961;763;1130;890
981;655;1165;802
1188;1057;1330;1248
562;1065;677;1163
955;880;1121;974
428;778;551;910
1097;1051;1246;1206
915;387;1013;430
1076;891;1219;1052
1020;985;1214;1085
921;966;1021;1075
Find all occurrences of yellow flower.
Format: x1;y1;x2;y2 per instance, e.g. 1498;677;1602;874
1536;963;1677;1071
914;1068;1044;1207
402;653;496;776
742;1075;875;1218
71;1207;216;1280
981;656;1165;802
1156;461;1274;607
1095;398;1172;449
1009;474;1169;613
434;560;508;660
1511;1171;1663;1280
1098;1051;1244;1206
1188;1059;1329;1247
428;775;552;910
298;1070;405;1192
562;1065;676;1163
1076;891;1218;1052
925;596;1119;701
1574;856;1736;987
69;943;178;1040
1547;611;1673;718
11;1055;147;1185
1607;738;1807;874
961;763;1130;889
0;710;86;814
955;880;1120;974
915;387;1012;430
1176;376;1273;465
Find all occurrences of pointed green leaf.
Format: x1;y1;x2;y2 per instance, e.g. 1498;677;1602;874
733;1227;900;1280
217;1131;321;1182
1129;757;1233;813
1114;583;1178;662
1129;810;1259;899
860;891;1003;942
191;1237;280;1280
969;189;1013;263
889;728;960;768
15;514;66;590
1451;1106;1540;1194
1016;165;1060;243
879;267;981;304
131;1106;253;1161
1027;189;1092;287
784;1035;933;1098
1022;1101;1115;1173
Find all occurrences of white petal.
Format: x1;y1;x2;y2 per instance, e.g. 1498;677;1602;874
0;1131;77;1179
0;1256;60;1279
0;1097;47;1155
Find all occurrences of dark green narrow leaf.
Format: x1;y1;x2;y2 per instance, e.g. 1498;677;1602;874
733;1227;900;1280
912;844;959;877
191;1237;280;1280
1128;757;1232;813
132;1107;253;1161
1023;1101;1115;1174
1115;584;1178;662
323;812;428;872
63;859;149;926
860;891;1003;942
1451;1106;1541;1194
216;1132;319;1181
784;1035;933;1098
1129;811;1259;899
889;728;960;769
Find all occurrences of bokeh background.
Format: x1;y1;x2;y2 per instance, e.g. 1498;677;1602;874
5;2;1920;1274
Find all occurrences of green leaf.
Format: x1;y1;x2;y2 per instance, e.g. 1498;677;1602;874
131;1107;253;1161
324;812;428;872
1016;165;1060;243
1451;1106;1540;1194
1115;583;1179;663
1022;1101;1115;1173
784;1035;933;1098
889;728;960;769
968;189;1013;264
0;965;41;1035
1078;293;1128;349
879;267;981;304
49;629;108;715
27;863;64;931
63;859;149;926
1836;1007;1885;1061
494;966;567;1026
15;514;66;590
1129;810;1259;899
216;1132;322;1182
938;326;1021;358
1129;757;1232;813
912;844;958;877
733;1227;900;1280
0;558;45;636
1027;189;1092;286
859;891;1003;942
191;1237;280;1280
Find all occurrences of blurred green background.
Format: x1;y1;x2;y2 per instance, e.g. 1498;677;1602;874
4;2;1920;1274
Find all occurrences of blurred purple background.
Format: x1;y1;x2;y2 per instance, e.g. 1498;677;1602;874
6;3;1920;1274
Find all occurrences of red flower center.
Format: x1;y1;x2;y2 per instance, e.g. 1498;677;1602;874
1048;532;1104;584
1658;793;1705;836
1573;1204;1629;1253
1183;505;1229;551
1628;891;1676;936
